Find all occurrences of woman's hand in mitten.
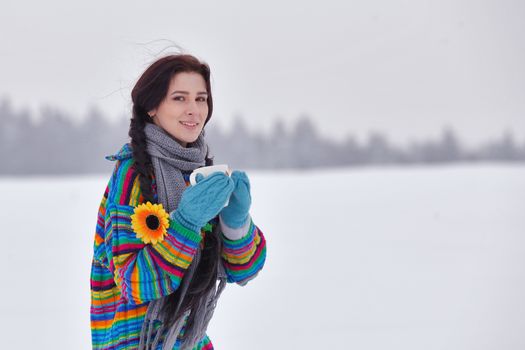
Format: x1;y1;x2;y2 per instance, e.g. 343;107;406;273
171;172;235;233
219;170;252;229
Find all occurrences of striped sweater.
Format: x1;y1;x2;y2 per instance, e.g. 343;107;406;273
90;143;267;350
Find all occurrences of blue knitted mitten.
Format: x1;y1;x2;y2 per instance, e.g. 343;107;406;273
219;170;252;229
171;172;235;233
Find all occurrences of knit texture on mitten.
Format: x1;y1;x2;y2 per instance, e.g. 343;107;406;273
172;172;234;232
219;170;252;229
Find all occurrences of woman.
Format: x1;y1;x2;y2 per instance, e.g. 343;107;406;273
90;54;267;350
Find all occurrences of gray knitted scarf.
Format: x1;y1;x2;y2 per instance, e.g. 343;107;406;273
138;122;227;350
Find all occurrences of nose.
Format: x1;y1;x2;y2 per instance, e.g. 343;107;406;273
186;100;198;116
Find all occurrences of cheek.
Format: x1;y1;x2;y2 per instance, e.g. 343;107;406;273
200;104;209;117
169;102;184;114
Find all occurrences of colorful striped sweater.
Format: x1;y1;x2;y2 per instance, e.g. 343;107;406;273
90;143;267;350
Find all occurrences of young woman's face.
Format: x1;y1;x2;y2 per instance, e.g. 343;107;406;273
148;71;209;147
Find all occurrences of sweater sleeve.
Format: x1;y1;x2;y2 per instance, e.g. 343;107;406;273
220;215;267;286
95;158;203;305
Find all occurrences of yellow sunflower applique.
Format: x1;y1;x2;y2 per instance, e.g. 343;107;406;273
131;201;170;244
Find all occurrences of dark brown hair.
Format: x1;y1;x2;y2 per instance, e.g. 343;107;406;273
129;54;220;333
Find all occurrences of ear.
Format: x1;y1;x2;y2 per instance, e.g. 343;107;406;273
147;108;157;118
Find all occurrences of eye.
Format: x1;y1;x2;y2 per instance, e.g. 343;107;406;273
197;96;207;102
173;96;184;101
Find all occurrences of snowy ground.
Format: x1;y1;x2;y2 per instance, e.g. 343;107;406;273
0;163;524;349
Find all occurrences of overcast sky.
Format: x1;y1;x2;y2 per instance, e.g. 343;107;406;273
1;0;524;148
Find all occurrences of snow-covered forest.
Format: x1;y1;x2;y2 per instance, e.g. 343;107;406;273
1;98;524;175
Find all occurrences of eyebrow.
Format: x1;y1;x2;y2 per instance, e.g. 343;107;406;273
171;90;208;95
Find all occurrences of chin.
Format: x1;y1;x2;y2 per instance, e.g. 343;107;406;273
182;133;200;145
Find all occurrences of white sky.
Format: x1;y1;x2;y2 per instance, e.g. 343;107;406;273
1;0;524;148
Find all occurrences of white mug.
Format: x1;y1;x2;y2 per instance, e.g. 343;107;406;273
189;164;232;206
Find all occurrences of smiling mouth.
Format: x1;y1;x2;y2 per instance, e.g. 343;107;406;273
180;121;199;127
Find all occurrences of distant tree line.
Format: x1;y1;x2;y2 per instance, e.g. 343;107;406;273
0;97;524;175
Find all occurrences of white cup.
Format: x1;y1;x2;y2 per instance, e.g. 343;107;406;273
190;164;232;207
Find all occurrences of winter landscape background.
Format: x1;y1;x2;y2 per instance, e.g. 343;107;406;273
0;64;524;350
1;0;524;348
